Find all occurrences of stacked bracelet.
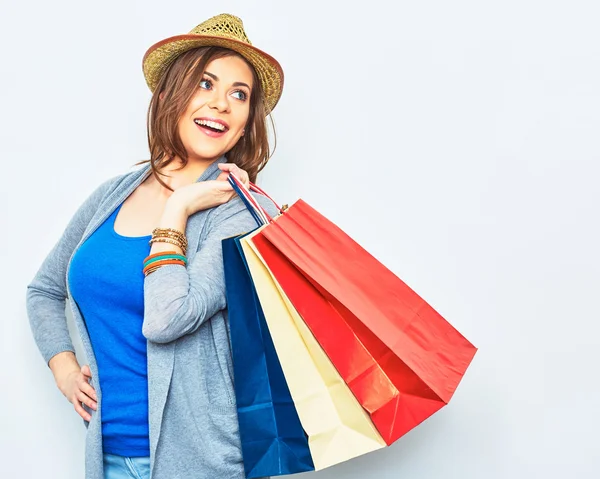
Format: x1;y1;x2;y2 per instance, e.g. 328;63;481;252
149;227;188;255
143;250;188;277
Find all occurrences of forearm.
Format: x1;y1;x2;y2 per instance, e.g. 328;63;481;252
142;198;197;342
141;199;238;344
141;195;278;344
26;287;75;364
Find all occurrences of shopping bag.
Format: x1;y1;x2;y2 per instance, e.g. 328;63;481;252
238;229;386;470
229;174;478;446
222;234;314;478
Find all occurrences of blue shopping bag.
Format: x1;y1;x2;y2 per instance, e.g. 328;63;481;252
222;232;315;478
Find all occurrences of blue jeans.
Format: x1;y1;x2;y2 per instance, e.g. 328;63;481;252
103;453;151;479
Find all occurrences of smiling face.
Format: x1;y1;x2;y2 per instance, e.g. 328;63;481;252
147;47;272;187
176;54;254;163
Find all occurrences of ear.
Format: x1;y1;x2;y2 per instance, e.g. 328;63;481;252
159;91;165;101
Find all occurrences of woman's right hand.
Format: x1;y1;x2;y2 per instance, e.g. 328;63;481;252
58;364;98;421
167;163;251;217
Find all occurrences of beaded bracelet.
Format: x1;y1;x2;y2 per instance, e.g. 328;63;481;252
152;227;188;248
152;231;188;249
149;226;188;255
148;237;187;255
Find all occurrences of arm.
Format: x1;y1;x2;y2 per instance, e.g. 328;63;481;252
142;194;279;343
26;174;122;368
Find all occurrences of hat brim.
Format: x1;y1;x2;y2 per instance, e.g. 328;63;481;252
142;34;284;114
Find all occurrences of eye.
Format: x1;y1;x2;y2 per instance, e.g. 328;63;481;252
199;78;212;90
232;90;248;101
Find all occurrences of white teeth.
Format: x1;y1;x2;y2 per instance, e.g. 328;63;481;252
194;119;226;131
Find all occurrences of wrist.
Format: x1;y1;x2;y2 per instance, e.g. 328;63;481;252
165;194;191;219
49;352;80;391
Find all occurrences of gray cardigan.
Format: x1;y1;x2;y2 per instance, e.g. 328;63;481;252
26;156;278;479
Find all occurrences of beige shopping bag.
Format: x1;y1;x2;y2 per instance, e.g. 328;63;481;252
239;229;386;470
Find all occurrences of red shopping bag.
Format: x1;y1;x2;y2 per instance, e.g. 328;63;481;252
231;176;477;445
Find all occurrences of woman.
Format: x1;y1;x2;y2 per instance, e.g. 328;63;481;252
26;13;282;479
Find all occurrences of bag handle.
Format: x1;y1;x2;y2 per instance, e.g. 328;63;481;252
248;182;282;212
228;173;283;227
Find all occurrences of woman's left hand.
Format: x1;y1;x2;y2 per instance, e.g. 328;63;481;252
216;163;250;189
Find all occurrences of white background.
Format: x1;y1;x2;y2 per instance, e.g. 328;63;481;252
2;0;599;477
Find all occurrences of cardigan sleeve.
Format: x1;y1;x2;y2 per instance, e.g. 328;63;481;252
141;193;279;344
26;175;121;366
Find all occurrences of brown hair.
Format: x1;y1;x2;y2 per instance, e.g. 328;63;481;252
134;46;277;189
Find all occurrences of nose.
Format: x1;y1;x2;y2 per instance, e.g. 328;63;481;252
207;89;230;113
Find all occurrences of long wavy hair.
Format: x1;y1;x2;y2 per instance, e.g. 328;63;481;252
135;46;277;189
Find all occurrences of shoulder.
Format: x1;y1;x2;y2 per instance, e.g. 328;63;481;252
90;166;147;202
93;173;124;198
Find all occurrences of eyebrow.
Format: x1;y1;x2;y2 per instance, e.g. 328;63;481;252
204;71;251;90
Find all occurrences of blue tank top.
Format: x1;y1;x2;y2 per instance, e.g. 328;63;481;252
68;202;151;457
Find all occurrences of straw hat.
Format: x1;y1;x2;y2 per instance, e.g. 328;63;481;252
142;13;284;114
